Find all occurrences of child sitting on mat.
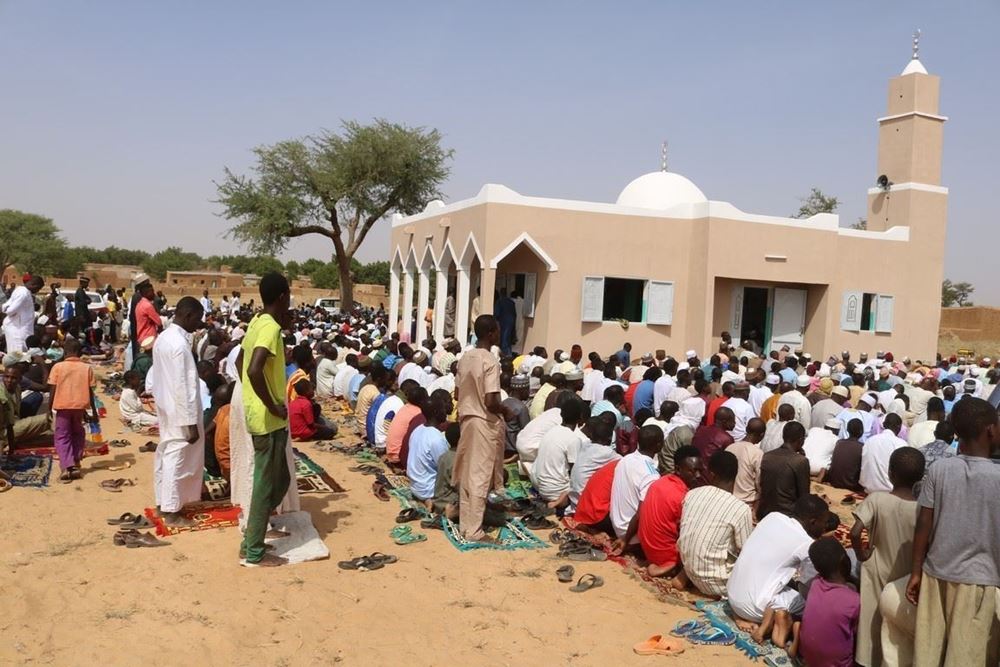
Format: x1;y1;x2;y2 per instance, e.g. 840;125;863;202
289;378;337;441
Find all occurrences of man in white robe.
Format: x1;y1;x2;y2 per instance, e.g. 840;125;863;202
1;275;43;352
150;297;205;527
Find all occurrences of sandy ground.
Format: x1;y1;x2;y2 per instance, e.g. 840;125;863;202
1;374;757;667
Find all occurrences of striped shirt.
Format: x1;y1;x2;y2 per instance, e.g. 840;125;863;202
677;485;753;597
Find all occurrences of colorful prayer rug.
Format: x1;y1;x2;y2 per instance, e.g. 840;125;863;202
293;448;346;494
674;600;792;667
1;455;53;487
833;522;869;550
441;516;548;552
15;443;109;458
503;462;534;500
143;501;242;537
203;475;230;501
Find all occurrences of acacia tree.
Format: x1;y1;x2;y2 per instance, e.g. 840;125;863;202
941;279;974;307
215;120;452;307
792;188;838;218
0;209;66;276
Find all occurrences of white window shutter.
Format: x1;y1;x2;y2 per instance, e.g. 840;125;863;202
646;280;675;325
841;291;862;331
875;294;894;332
730;286;744;333
523;273;537;318
581;276;605;322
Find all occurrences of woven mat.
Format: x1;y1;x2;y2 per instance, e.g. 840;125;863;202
671;600;791;666
143;501;241;537
15;443;109;459
503;462;535;500
1;455;53;487
560;517;707;607
293;448;346;494
833;522;869;550
203;475;230;501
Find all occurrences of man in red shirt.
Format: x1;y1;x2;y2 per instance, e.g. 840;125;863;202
705;381;734;426
134;280;162;346
615;445;704;578
692;406;735;460
573;458;621;537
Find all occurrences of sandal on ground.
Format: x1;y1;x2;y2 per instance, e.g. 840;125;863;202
138;441;157;453
70;467;83;480
337;556;385;571
395;508;422;524
107;512;142;525
556;565;575;583
632;634;685;656
420;515;444;530
100;478;135;492
669;619;708;638
392;530;426;546
686;625;737;646
523;515;557;530
59;471;73;484
108;439;131;448
567;547;608;562
569;573;604;593
0;478;11;492
548;528;576;544
372;482;391;502
367;552;398;565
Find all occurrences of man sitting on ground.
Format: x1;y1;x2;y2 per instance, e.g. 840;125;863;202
567;416;619;516
607;425;662;543
406;391;453;507
824;417;865;492
726;417;765;506
757;421;810;520
530;397;587;508
727;494;834;648
676;450;753;597
860;413;906;494
120;369;158;429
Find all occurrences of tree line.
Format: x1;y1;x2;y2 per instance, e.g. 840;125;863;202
0;209;389;289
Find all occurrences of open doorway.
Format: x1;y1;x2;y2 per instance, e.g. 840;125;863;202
740;287;768;352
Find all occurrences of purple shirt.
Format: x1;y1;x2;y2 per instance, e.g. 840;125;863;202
799;577;860;667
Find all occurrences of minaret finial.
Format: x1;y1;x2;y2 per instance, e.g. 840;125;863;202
912;28;921;60
660;140;668;172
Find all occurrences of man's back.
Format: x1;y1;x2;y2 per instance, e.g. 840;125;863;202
456;348;499;422
860;431;904;493
758;447;809;519
826;438;863;491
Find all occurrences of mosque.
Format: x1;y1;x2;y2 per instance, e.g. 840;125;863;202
388;42;947;361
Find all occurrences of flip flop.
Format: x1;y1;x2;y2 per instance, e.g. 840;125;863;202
632;634;685;656
0;478;11;493
523;516;557;530
108;439;131;448
107;512;141;525
393;532;426;545
670;619;708;638
395;508;422;523
372;482;391;502
569;573;604;593
367;552;398;565
138;442;157;453
556;565;575;583
548;528;575;544
567;548;608;562
687;625;737;646
420;515;444;530
337;556;384;571
119;515;153;529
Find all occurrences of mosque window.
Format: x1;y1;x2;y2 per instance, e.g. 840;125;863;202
842;291;894;332
581;277;674;325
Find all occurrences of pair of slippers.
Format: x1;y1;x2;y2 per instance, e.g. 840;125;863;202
100;478;135;493
557;540;608;562
108;439;130;448
337;552;398;571
556;566;605;593
107;512;153;529
390;525;426;545
670;619;737;646
395;508;423;523
349;464;384;475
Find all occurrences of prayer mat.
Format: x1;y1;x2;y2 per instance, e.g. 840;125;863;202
441;516;548;552
1;455;53;487
503;462;535;500
14;443;109;458
673;600;792;666
143;501;241;537
381;474;410;490
293;448;346;494
833;522;869;550
266;511;330;564
560;517;708;607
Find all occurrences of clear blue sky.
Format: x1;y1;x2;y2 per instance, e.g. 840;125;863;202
2;2;997;300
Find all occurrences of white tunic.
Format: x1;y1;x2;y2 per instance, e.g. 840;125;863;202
1;285;34;351
150;324;204;513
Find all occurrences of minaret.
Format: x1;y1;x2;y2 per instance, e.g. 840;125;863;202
866;29;947;241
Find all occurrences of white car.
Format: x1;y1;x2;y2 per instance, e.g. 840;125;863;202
54;289;108;321
314;297;340;315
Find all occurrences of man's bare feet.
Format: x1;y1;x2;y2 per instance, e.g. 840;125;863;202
240;553;288;568
647;561;678;578
161;512;197;528
751;606;774;645
475;534;501;545
265;529;291;539
771;610;793;649
788;621;801;658
669;569;690;591
733;615;758;634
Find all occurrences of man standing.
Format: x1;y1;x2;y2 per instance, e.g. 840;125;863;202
1;274;43;352
74;276;93;330
452;314;505;543
239;273;292;567
150;296;205;528
199;289;213;320
493;289;516;356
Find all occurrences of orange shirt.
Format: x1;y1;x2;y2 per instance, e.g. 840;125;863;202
48;357;95;410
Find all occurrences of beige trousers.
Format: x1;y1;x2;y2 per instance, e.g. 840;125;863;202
454;417;504;541
877;575;916;667
914;572;1000;667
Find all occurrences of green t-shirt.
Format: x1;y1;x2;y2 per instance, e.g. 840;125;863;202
240;313;288;435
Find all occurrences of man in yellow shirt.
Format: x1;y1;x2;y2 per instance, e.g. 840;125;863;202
238;272;292;568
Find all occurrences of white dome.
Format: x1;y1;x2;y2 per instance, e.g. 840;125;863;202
423;199;446;212
615;171;707;210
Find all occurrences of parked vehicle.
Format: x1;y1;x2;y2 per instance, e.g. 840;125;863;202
55;290;108;321
314;297;340;315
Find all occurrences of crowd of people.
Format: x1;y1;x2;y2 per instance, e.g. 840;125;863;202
2;270;1000;664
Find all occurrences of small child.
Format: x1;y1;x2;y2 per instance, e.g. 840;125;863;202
288;378;337;441
850;447;925;666
47;338;98;482
119;370;158;429
798;537;861;666
212;385;233;482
